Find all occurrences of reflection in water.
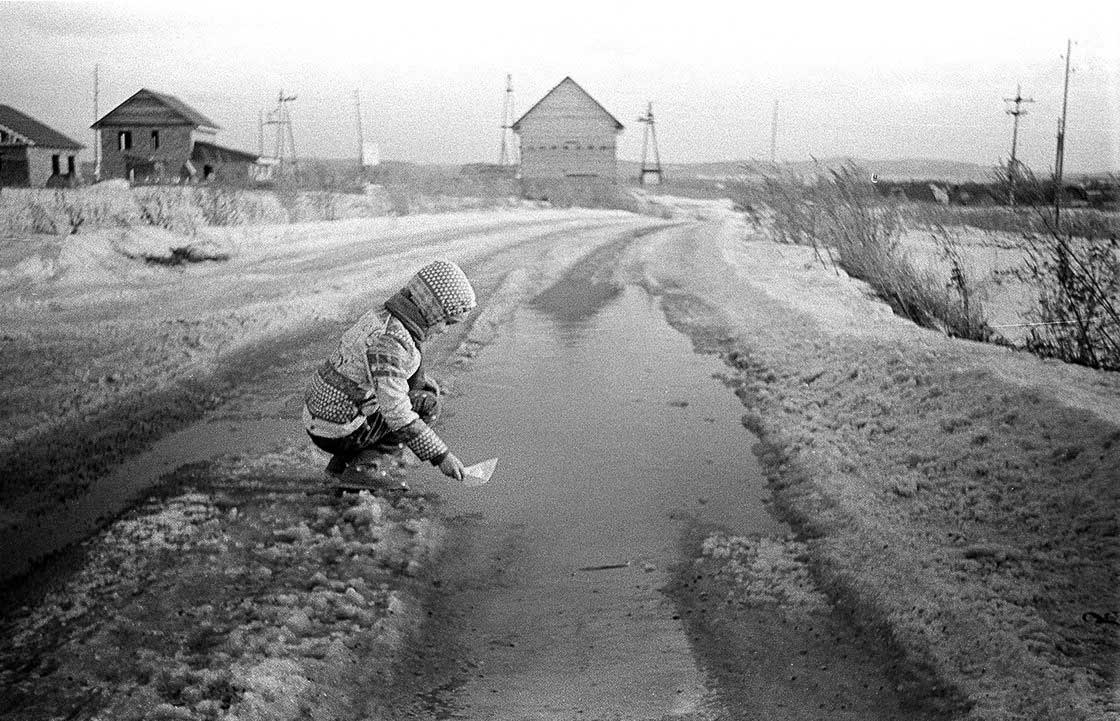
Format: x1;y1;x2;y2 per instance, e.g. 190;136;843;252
441;284;784;552
426;285;784;717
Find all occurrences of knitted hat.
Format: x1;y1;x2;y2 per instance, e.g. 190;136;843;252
404;260;477;325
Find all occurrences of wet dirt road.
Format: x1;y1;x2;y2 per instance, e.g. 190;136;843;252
386;234;940;720
428;287;780;717
1;215;951;720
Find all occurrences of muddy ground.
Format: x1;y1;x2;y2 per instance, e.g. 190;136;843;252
0;199;1117;720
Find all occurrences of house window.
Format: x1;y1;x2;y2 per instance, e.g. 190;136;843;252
0;130;8;143
151;130;160;150
118;131;132;151
67;156;75;175
52;155;61;175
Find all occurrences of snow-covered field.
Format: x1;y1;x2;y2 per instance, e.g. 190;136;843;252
1;198;1117;719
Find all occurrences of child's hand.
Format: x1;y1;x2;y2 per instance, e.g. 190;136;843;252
438;452;465;481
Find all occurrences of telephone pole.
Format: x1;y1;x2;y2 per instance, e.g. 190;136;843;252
93;64;101;181
1054;39;1073;225
498;74;518;167
264;90;299;177
770;100;779;164
354;89;365;172
1003;84;1033;205
637;102;663;185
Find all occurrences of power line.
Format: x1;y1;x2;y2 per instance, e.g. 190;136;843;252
263;90;298;177
770;100;779;164
354;89;364;171
1054;39;1074;225
498;74;518;167
1003;83;1034;204
93;64;101;182
637;101;663;185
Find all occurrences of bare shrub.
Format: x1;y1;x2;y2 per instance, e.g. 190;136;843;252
229;190;287;225
192;185;245;226
0;191;35;236
133;187;203;235
1020;230;1120;370
272;175;301;223
740;162;991;340
26;194;64;235
970;166;1120;369
305;191;339;221
930;226;992;341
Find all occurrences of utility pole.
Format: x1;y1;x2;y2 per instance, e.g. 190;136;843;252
770;100;779;164
498;74;518;167
637;101;663;185
93;64;101;181
264;90;299;177
1053;39;1073;226
1003;84;1033;206
354;89;365;172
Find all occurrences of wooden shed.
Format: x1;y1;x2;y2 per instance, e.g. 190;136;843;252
92;89;267;185
0;105;84;188
512;77;624;183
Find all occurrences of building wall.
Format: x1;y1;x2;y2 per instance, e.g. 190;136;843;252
516;83;619;181
0;146;29;186
0;146;80;187
194;159;257;185
97;124;194;182
27;147;80;187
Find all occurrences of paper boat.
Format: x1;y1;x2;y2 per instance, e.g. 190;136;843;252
463;457;498;487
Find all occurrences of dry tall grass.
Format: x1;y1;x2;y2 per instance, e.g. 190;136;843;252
0;179;515;238
520;178;673;219
739;163;991;341
1020;229;1120;371
901;170;1120;370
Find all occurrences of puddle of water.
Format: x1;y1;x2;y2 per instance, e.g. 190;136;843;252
441;285;783;542
417;286;785;718
0;417;296;581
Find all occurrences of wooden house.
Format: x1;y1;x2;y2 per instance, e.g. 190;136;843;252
92;89;268;185
0;105;84;188
512;77;624;183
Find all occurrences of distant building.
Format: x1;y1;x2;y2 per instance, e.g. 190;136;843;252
91;89;271;185
0;105;84;188
512;77;624;183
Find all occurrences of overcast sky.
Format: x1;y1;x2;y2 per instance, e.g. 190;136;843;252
2;0;1117;173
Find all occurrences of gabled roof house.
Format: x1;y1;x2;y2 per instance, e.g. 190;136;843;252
92;89;269;185
0;105;84;188
512;77;624;183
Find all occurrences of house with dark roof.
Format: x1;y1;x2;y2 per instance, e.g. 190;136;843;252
0;105;84;188
512;77;624;183
92;89;270;185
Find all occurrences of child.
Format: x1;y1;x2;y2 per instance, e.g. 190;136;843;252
303;259;475;483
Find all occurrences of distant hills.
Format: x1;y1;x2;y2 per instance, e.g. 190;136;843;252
617;157;999;184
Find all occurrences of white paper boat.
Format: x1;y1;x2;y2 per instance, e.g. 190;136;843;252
462;457;498;487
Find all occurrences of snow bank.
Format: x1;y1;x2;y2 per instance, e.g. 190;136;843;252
647;217;1120;719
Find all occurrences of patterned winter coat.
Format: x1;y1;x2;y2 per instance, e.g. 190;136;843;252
302;260;476;463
